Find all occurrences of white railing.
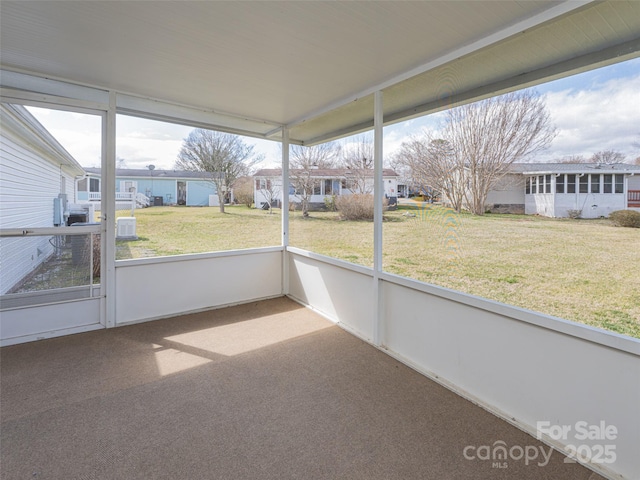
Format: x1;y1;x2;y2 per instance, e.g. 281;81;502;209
136;192;150;207
84;192;150;208
88;192;134;201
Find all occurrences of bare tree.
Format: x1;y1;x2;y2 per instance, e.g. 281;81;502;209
394;135;465;210
394;91;555;214
175;129;263;213
341;134;374;194
388;153;415;198
590;150;626;164
233;176;254;208
290;142;339;217
445;90;556;215
258;178;281;214
556;154;589;164
632;133;640;165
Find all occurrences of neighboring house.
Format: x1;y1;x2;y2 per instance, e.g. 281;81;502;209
0;104;85;294
485;163;640;218
253;168;399;209
79;168;218;207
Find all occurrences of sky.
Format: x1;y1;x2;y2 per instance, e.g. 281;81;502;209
26;57;640;170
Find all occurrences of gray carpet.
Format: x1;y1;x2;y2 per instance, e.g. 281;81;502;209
1;297;602;479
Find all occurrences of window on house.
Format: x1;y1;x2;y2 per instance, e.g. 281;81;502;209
256;179;271;190
590;174;600;193
333;179;341;195
259;179;271;190
313;182;321;195
89;178;100;192
567;174;576;194
531;176;537;194
579;175;588;193
122;180;136;193
538;176;545;193
545;175;551;193
603;174;613;193
555;174;565;194
614;174;624;194
324;179;333;195
526;177;531;194
341;178;356;191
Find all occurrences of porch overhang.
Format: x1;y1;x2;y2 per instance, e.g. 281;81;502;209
1;1;639;144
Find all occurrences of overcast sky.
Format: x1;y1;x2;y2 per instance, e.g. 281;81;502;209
27;57;640;170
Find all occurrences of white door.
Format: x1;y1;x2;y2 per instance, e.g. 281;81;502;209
0;104;105;345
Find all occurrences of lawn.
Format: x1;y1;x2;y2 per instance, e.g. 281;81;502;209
117;204;640;338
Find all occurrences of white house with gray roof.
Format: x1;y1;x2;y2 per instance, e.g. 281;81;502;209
253;168;399;210
486;163;640;218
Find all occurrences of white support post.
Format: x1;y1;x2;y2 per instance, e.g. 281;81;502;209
373;91;384;346
281;127;290;296
102;91;117;328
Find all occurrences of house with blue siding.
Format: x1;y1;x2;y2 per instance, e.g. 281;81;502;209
80;168;218;207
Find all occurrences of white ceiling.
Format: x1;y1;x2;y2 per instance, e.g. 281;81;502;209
1;1;639;144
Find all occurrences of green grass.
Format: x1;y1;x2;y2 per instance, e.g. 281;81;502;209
117;204;640;339
116;205;281;258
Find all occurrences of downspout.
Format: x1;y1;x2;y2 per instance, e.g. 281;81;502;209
577;173;584;211
553;173;561;217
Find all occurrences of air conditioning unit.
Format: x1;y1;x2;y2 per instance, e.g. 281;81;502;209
116;217;137;240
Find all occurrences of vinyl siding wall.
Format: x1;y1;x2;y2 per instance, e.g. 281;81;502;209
0;120;78;294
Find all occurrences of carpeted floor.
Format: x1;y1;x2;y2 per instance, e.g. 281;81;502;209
1;297;602;479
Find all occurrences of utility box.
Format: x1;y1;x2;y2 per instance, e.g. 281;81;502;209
116;217;137;240
153;196;163;206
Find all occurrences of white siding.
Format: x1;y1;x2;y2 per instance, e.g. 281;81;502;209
0;107;81;294
554;193;626;218
485;174;525;205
